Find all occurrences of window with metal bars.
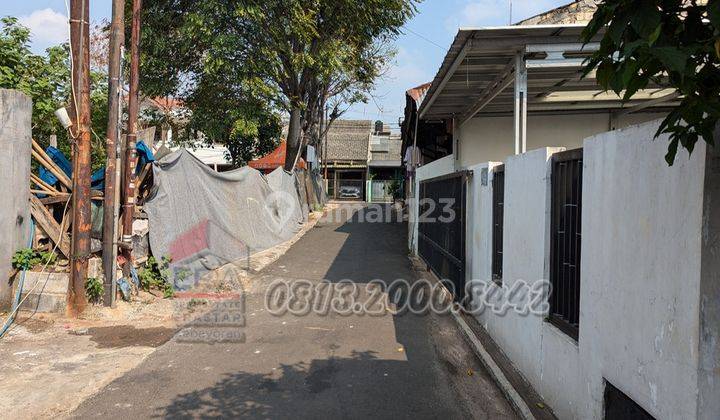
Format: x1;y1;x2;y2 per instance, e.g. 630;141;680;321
549;148;583;341
491;165;505;284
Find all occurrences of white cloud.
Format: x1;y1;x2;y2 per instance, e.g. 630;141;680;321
444;0;509;33
19;8;68;49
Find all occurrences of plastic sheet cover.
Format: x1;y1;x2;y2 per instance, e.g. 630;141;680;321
144;150;306;289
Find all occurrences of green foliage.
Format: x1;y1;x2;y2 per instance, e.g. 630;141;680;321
37;250;57;266
137;0;417;168
582;0;720;164
11;249;36;270
139;256;175;298
388;179;402;200
0;17;108;170
11;248;57;270
85;277;104;303
225;113;282;167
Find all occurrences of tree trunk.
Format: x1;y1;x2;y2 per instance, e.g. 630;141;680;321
284;106;302;172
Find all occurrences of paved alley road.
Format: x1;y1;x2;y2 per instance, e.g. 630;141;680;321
71;203;516;419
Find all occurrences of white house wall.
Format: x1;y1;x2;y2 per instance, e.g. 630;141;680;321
457;112;666;168
464;119;717;419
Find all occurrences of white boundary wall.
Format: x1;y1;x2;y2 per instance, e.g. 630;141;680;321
465;119;720;419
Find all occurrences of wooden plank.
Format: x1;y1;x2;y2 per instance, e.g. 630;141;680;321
39;194;72;205
31;173;60;193
30;195;71;258
31;189;64;196
31;149;72;190
31;138;73;189
38;191;102;205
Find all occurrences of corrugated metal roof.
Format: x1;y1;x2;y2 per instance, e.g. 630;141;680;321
418;24;674;120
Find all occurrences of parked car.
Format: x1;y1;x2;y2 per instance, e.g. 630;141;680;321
339;185;361;199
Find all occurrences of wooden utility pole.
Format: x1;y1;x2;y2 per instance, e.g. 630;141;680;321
122;0;142;246
102;0;125;307
68;0;91;316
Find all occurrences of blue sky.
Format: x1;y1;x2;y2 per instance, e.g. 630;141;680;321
1;0;571;129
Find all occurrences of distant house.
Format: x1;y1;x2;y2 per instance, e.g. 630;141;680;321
368;122;403;202
248;140;307;174
517;0;597;26
322;120;372;200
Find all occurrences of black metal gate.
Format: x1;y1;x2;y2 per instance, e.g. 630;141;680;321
418;171;468;301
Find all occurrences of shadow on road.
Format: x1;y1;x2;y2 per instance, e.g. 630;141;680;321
147;204;516;419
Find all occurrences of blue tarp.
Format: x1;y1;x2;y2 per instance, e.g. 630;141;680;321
34;141;155;193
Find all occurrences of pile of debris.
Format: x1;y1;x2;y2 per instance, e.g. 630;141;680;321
18;136;157;314
18;134;328;315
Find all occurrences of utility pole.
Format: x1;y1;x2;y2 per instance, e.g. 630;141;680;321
323;105;329;180
122;0;142;248
68;0;91;316
102;0;125;307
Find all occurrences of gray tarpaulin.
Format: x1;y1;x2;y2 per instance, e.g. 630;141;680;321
145;150;305;289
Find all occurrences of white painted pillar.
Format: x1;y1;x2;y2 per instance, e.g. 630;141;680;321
514;52;527;155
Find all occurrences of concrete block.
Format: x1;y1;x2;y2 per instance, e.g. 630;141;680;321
88;257;103;280
18;271;68;314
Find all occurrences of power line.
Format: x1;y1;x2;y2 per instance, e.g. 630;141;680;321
403;26;446;50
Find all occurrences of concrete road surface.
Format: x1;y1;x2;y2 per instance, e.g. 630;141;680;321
71;203;516;419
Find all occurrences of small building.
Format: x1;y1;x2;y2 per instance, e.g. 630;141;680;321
367;122;403;202
322;120;372;200
185;144;233;172
406;11;719;420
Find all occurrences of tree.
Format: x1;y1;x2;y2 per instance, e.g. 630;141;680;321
138;0;417;170
0;17;109;170
131;0;281;166
225;114;282;167
582;0;720;164
235;0;417;170
1;17;70;142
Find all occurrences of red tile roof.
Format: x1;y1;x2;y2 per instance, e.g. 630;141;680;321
406;82;432;103
248;140;307;171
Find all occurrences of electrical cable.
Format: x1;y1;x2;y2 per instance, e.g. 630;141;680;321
403;27;446;50
0;193;73;339
65;0;82;140
0;221;34;338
